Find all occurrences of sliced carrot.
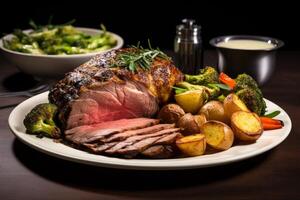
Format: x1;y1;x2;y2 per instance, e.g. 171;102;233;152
260;117;284;126
262;123;283;130
219;72;236;89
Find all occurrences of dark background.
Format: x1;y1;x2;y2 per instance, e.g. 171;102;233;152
0;1;298;50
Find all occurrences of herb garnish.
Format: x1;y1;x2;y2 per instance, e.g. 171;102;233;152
263;110;281;118
172;86;188;94
208;83;231;91
111;41;170;72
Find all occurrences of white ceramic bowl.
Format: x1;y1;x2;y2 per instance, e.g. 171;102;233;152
0;27;123;78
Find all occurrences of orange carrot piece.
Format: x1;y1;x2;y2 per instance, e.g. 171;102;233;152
262;123;283;130
260;117;283;126
219;72;236;89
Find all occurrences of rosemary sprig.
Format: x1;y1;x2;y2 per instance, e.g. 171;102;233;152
111;41;170;72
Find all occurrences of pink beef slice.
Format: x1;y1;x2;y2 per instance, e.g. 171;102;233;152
103;123;175;142
104;128;180;154
141;145;174;159
65;118;159;144
113;132;182;158
66;80;159;129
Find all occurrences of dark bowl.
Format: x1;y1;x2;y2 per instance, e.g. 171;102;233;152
210;35;284;85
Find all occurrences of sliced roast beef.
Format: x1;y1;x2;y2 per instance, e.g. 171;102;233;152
105;128;180;154
65;118;159;144
103;123;175;142
83;127;180;154
49;48;183;129
115;132;182;157
84;142;118;153
67;121;182;158
154;132;182;145
141;145;174;159
118;136;164;158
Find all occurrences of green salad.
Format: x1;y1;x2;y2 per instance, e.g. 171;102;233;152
3;22;117;55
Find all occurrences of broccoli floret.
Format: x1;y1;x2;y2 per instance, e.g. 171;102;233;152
234;74;266;115
185;66;219;85
235;73;262;95
236;88;266;115
23;103;61;138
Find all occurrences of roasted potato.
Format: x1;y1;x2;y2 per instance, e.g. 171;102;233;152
176;134;206;156
201;121;234;150
199;100;229;124
231;111;263;141
158;104;185;124
175;90;206;114
223;93;250;119
194;114;207;128
177;113;205;135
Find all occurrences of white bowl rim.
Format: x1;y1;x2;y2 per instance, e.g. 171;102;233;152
0;27;123;58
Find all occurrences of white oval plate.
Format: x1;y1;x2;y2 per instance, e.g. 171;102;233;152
9;92;292;170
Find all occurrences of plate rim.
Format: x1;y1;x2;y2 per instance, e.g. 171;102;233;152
8;92;292;170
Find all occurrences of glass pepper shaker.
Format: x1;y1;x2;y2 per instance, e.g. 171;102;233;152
174;19;203;74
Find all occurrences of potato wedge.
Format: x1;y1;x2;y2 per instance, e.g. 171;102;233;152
231;111;263;141
175;90;206;114
158;104;185;124
199;100;229;124
223;93;250;119
201;121;234;150
176;134;206;156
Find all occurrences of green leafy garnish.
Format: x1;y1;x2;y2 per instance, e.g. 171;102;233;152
111;41;170;72
172;86;188;94
208;83;231;91
263;110;281;118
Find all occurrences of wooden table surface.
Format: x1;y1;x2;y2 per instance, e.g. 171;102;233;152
0;51;299;200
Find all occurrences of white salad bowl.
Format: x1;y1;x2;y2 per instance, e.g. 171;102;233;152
0;27;123;78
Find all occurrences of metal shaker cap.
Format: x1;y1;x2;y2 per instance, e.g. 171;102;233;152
176;19;201;38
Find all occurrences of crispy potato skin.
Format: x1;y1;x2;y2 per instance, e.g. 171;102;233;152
158;104;185;124
201;120;234;150
199;101;229;124
231;111;263;141
223;93;250;119
177;113;201;135
176;134;206;156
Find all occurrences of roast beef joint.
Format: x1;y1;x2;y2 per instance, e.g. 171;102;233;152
48;48;184;158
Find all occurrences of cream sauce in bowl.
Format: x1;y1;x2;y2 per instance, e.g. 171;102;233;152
210;35;284;85
216;39;275;50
